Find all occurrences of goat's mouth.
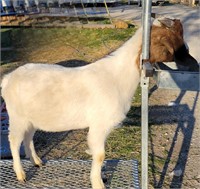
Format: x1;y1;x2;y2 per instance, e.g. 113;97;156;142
174;44;199;72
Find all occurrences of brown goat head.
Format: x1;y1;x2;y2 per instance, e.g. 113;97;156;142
149;17;199;71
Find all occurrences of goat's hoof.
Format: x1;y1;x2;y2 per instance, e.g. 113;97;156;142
92;185;105;189
16;170;26;182
34;157;44;167
34;162;43;168
92;181;105;189
34;163;42;168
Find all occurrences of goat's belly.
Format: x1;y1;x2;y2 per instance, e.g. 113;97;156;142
30;114;89;132
25;102;89;132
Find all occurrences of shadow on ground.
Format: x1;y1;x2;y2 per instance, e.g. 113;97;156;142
148;88;199;188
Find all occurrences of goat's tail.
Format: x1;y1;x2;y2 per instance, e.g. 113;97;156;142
1;74;11;98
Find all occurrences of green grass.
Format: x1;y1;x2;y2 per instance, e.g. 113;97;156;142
9;27;135;48
1;27;136;69
106;124;141;160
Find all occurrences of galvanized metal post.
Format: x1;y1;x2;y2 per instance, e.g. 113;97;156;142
140;73;149;189
141;0;152;189
142;0;152;60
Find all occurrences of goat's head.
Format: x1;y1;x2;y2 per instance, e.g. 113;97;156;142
148;17;199;71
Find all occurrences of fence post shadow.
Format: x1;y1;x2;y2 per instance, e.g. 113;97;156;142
149;90;199;188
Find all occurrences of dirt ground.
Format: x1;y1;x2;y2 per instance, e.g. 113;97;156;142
148;80;200;188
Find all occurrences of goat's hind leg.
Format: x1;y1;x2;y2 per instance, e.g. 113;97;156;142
9;119;27;182
88;127;109;189
23;127;43;167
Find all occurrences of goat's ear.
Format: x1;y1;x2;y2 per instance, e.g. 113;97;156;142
158;18;174;28
160;37;174;55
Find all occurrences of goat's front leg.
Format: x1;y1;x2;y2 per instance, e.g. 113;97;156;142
91;152;105;189
88;127;109;189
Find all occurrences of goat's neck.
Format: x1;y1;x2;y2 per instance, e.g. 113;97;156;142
109;28;142;112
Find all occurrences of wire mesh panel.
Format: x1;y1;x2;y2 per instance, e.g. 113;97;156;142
0;159;140;189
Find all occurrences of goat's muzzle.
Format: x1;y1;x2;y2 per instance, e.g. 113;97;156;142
174;44;199;72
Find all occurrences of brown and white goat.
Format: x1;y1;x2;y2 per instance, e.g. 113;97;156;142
1;17;198;189
149;18;199;71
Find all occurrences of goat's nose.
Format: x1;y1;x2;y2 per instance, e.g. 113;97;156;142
174;44;199;72
188;57;199;72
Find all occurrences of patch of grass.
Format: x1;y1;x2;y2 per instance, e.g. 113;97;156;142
134;86;141;104
1;27;136;65
96;19;112;25
106;126;141;160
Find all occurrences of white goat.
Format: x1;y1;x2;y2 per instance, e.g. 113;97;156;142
1;17;197;189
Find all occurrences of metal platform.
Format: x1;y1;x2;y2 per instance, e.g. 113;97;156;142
0;159;140;189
